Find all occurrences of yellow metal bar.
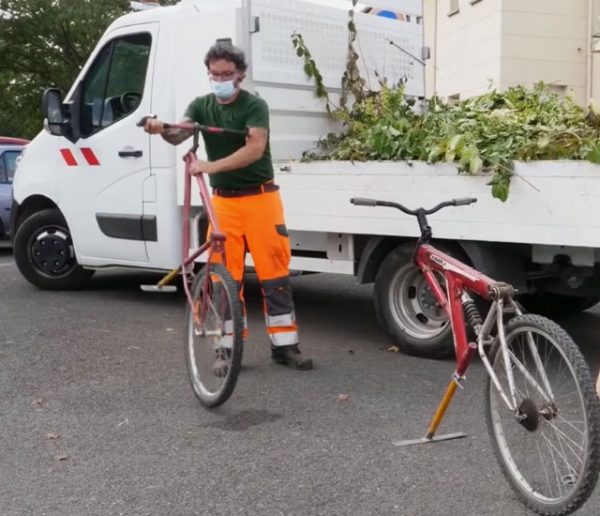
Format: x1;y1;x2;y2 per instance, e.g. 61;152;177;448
157;266;180;288
425;379;459;439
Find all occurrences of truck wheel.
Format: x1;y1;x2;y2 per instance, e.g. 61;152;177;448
374;242;462;358
14;208;93;290
518;293;600;319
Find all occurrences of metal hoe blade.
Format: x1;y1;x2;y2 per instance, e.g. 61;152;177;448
140;284;178;293
393;432;467;447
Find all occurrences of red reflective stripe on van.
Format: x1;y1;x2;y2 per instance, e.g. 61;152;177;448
60;149;78;166
81;147;100;166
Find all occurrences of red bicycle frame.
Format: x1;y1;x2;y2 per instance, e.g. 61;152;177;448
141;120;248;313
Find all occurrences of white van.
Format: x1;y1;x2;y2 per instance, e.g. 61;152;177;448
12;0;600;357
12;0;425;285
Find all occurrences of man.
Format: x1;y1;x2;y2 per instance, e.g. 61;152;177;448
144;42;313;371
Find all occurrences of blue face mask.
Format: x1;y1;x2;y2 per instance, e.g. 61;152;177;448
210;79;237;100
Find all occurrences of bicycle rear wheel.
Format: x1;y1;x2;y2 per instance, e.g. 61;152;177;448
184;263;243;408
485;314;600;515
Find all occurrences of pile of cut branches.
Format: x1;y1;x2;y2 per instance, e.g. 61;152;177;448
303;84;600;201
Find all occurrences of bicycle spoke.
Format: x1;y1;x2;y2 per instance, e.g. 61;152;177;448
536;440;553;499
540;428;581;484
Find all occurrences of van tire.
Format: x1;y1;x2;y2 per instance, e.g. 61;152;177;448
14;208;93;290
374;242;471;359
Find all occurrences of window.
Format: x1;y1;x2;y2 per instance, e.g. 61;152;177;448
80;33;152;138
448;93;461;105
548;84;568;97
0;151;21;184
448;0;459;16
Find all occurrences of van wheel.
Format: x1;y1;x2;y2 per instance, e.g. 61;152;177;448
374;242;464;359
14;208;93;290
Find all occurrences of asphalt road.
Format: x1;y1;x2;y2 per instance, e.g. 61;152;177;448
2;243;600;516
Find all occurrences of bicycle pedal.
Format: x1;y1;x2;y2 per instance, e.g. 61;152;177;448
393;432;467;447
140;284;178;293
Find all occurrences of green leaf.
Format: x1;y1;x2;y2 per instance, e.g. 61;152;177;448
448;134;463;151
586;143;600;164
469;155;483;174
492;173;510;202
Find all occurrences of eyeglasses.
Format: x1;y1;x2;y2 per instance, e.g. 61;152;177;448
208;70;237;81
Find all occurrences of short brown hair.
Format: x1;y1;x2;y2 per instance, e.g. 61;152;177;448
204;43;248;72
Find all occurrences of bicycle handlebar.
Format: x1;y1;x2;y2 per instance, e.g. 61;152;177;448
136;115;249;137
350;197;477;215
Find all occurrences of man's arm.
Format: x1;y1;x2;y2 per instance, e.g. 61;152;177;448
143;118;192;146
191;127;267;175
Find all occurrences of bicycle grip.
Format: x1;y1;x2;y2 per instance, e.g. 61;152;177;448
136;114;157;127
350;197;378;207
453;197;478;206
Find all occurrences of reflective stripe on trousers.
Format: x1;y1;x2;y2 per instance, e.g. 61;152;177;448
261;276;299;347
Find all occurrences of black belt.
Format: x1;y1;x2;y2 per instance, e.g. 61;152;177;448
213;182;279;198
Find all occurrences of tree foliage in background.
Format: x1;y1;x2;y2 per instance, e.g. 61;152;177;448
0;0;177;138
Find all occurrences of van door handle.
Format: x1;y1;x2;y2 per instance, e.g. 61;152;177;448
119;149;143;158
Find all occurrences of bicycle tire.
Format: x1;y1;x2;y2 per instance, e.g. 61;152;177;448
485;314;600;515
184;264;244;407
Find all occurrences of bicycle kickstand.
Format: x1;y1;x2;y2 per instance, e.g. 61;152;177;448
393;373;467;447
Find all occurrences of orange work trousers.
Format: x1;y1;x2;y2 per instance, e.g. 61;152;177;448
209;188;299;347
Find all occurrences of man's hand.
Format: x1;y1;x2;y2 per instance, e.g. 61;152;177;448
190;159;219;176
144;118;164;134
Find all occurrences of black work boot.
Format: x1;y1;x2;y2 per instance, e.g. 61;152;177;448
271;345;313;370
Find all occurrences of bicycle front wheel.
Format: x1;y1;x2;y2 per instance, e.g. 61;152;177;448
184;264;243;408
485;314;600;515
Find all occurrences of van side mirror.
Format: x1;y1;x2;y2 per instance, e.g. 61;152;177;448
42;88;68;136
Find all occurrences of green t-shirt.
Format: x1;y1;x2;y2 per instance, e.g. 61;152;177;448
184;90;274;190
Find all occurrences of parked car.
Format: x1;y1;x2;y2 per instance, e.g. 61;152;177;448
0;137;29;240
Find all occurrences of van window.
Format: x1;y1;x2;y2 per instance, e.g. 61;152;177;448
80;33;152;137
0;151;20;184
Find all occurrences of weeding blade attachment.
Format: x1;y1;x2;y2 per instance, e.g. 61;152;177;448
393;432;467;447
140;284;178;293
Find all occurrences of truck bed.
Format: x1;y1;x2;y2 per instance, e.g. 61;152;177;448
275;160;600;249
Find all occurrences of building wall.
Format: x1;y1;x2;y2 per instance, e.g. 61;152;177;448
424;0;502;100
500;0;589;105
424;0;600;106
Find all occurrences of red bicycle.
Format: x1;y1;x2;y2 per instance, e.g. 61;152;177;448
139;118;246;407
351;196;600;515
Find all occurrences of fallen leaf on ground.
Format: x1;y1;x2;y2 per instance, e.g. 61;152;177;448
57;455;69;461
337;394;350;401
31;398;43;407
387;346;400;353
117;418;129;428
47;432;60;440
